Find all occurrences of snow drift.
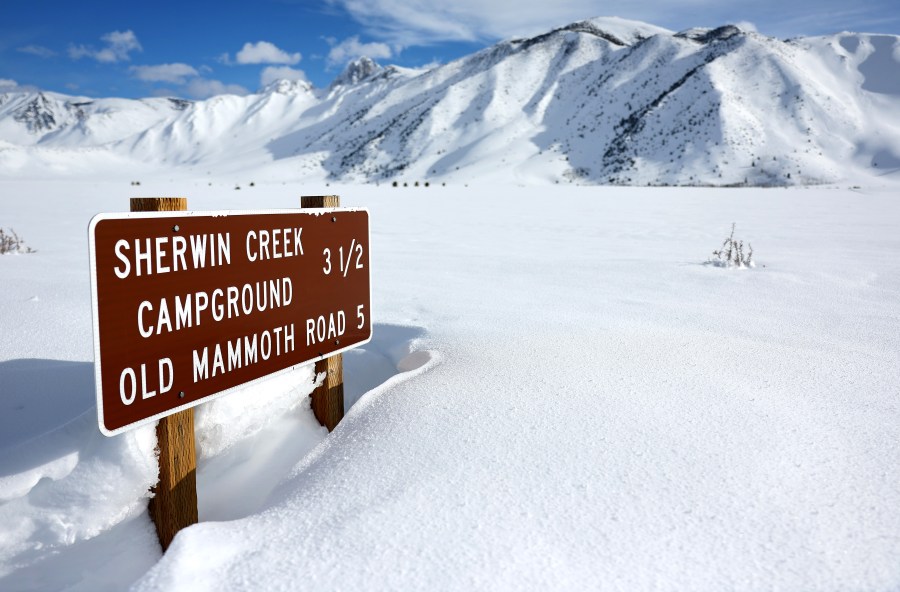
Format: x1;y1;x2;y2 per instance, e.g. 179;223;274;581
2;179;899;590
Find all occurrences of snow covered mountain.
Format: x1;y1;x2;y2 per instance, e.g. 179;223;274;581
1;17;899;185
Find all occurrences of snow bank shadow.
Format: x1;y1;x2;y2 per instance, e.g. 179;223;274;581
342;323;432;412
0;359;95;476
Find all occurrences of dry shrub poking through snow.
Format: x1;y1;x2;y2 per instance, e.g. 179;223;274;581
0;228;35;254
707;223;754;268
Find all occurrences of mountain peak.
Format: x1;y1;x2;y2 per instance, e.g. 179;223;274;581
331;57;383;88
509;16;671;52
13;92;62;133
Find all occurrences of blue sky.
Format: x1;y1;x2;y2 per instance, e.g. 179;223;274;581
2;0;898;99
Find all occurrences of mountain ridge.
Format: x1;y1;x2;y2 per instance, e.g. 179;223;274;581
1;17;898;185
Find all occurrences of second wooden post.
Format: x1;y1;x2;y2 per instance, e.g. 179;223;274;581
301;195;345;431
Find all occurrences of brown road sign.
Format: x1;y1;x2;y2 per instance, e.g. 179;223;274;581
88;208;371;436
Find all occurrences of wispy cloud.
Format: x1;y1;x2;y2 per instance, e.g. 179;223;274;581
733;21;758;33
327;36;392;67
227;41;302;65
260;66;308;86
17;45;56;58
128;61;248;98
326;0;900;45
130;63;200;84
126;59;252;99
69;30;142;63
0;79;38;93
757;6;900;37
185;78;249;99
326;0;610;46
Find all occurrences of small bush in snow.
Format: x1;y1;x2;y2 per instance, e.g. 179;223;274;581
707;223;754;268
0;228;35;254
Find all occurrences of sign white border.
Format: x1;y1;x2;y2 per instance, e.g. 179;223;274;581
88;207;373;437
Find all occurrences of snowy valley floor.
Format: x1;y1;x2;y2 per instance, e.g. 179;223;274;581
1;180;899;590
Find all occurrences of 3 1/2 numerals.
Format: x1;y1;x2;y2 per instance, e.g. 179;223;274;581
322;240;364;277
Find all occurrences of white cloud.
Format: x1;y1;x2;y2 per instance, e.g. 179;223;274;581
130;63;200;84
260;66;308;86
101;30;142;58
0;79;40;93
68;45;90;60
17;45;56;58
327;36;392;67
185;78;249;99
69;30;142;63
126;61;249;99
234;41;301;65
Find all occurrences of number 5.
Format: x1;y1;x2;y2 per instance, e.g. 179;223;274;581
356;304;365;329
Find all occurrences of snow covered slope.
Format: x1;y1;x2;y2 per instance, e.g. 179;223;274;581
1;17;899;185
1;179;899;590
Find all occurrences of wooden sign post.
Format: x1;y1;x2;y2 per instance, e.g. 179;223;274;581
130;198;198;552
302;195;344;432
88;195;371;551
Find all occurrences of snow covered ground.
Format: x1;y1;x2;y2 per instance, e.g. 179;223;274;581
1;178;899;590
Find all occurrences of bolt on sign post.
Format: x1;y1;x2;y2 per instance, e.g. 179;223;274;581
88;196;371;550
